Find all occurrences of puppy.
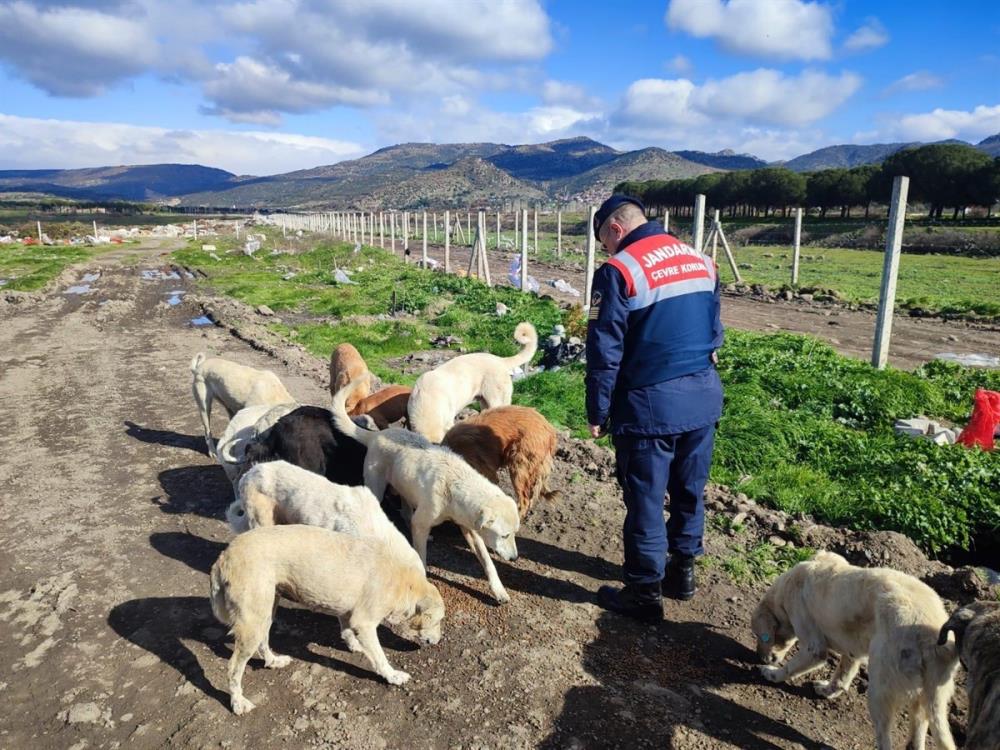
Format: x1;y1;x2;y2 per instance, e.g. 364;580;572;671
209;525;444;714
215;403;296;487
227;460;420;571
442;405;558;518
243;405;368;486
190;352;295;454
751;551;958;750
939;600;1000;748
329;343;370;412
408;322;537;442
332;377;521;603
349;384;412;429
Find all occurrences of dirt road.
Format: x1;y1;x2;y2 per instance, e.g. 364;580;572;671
0;242;978;749
407;241;1000;371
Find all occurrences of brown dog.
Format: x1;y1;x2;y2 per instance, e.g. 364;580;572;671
349;385;412;429
443;405;558;518
329;343;369;412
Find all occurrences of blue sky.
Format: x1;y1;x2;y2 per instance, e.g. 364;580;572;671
0;0;998;175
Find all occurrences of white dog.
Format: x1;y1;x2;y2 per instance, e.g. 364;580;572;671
215;403;296;486
190;352;295;454
226;460;420;568
210;525;445;714
332;377;521;604
751;551;958;750
407;321;537;442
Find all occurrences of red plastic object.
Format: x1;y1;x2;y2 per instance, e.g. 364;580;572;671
956;389;1000;451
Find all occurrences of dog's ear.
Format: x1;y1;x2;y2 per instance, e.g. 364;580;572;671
939;605;976;649
478;508;497;529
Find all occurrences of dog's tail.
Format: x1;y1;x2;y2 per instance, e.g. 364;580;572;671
501;322;538;369
330;375;378;446
209;557;235;627
190;352;206;375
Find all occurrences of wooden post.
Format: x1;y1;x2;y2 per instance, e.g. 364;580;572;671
791;207;803;286
422;211;428;265
444;210;451;274
533;208;538;255
520;208;529;292
872;176;910;370
584;206;597;309
556;210;562;258
692;194;705;253
480;211;492;286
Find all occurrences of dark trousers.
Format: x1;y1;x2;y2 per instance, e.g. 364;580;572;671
612;425;716;585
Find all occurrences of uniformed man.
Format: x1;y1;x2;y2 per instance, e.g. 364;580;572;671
586;194;723;622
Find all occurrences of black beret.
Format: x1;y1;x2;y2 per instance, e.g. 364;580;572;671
594;194;645;239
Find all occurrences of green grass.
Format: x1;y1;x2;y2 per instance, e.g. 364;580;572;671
175;235;1000;558
0;243;117;291
721;543;815;584
718;244;1000;318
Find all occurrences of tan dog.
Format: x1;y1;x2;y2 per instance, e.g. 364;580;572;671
190;352;295;454
443;405;558;518
209;525;444;715
408;322;537;442
329;343;370;412
751;551;958;750
349;384;412;429
332;377;521;604
939;600;1000;748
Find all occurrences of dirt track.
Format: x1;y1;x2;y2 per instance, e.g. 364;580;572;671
0;241;987;749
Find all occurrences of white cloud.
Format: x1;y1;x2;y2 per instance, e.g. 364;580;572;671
894;104;1000;142
664;54;693;75
881;71;944;97
616;69;861;130
0;113;365;175
541;80;602;111
665;0;834;61
0;1;158;95
843;18;889;54
0;0;553;122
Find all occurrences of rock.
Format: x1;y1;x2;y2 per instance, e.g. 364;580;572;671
781;290;794;301
768;536;787;548
732;512;748;527
66;702;102;724
293;716;310;732
799;293;814;302
256;304;274;316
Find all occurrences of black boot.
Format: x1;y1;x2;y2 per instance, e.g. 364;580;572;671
597;583;663;622
662;554;696;601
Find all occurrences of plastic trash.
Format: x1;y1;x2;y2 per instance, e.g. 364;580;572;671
334;269;357;284
353;241;362;253
956;389;1000;451
551;278;581;296
243;239;261;256
936;352;1000;368
508;256;539;292
495;302;508;317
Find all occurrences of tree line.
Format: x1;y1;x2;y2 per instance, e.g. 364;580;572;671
614;144;1000;220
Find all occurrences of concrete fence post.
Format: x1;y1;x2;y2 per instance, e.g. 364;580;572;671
692;194;705;253
871;176;910;370
496;211;500;250
444;210;451;274
556;210;562;258
520;209;529;292
792;207;803;286
584;206;597;310
390;212;396;252
422;211;428;265
379;212;384;248
93;220;98;242
37;220;42;243
663;210;669;233
533;208;538;255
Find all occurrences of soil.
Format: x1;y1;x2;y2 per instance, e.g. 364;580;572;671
407;241;1000;372
0;240;996;750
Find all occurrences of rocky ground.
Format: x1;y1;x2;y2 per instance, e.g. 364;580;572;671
0;241;995;750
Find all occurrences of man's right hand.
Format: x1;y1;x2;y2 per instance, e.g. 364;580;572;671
589;424;603;439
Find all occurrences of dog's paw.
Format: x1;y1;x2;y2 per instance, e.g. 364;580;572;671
341;630;363;653
385;669;411;686
758;665;784;683
811;680;843;699
231;695;256;715
265;654;292;669
492;588;511;605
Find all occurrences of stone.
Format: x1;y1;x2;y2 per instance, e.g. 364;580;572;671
66;703;102;724
256;304;274;316
731;512;748;527
799;293;814;302
768;535;787;548
781;290;794;301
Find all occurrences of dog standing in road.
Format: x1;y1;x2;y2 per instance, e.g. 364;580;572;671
939;600;1000;749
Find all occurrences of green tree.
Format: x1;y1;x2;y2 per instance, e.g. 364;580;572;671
879;143;993;219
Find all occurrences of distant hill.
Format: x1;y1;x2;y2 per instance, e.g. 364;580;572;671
780;143;920;172
485;137;620;181
979;134;1000;157
551;148;718;203
673;149;767;170
0;164;239;202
